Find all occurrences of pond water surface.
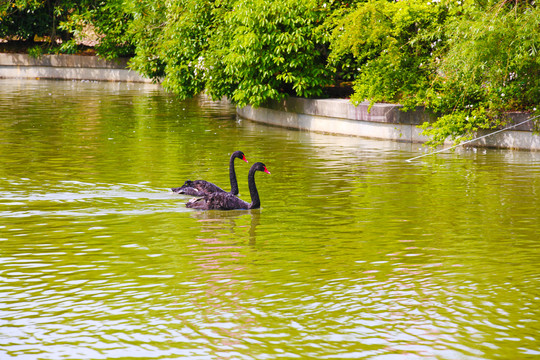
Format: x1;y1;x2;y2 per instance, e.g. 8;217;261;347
1;79;539;359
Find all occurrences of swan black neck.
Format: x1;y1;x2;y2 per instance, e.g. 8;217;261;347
248;164;261;209
229;153;239;195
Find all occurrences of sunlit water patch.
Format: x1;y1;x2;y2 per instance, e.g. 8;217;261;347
0;179;187;218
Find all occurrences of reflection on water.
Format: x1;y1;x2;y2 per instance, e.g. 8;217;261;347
191;209;261;245
0;79;539;359
179;211;263;359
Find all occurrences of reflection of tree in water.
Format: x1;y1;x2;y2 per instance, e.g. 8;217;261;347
174;210;261;358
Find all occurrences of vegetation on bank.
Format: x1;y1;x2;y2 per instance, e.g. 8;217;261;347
1;0;538;146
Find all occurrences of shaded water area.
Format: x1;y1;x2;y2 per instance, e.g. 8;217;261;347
1;79;539;359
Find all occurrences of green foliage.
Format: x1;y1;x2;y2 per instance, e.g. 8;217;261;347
124;1;167;80
90;0;134;59
159;0;217;98
59;0;134;59
27;44;44;58
327;0;448;108
210;0;335;107
127;0;335;107
0;0;71;41
0;0;133;58
126;0;218;91
420;0;540;146
326;0;539;146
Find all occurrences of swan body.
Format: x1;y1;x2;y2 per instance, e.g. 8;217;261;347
172;180;225;196
172;151;247;196
186;162;270;210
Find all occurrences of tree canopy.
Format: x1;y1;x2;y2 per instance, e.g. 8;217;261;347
1;0;538;145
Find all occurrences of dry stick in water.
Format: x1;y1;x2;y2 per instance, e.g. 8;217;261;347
405;115;540;163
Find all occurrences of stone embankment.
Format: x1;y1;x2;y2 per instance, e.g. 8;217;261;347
0;53;151;83
237;98;539;150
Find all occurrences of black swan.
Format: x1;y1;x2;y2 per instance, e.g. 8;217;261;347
171;151;248;196
186;162;270;210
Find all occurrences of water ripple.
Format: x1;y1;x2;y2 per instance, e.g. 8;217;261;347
0;179;188;218
1;79;539;359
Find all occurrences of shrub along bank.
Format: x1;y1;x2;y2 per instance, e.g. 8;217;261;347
1;0;538;146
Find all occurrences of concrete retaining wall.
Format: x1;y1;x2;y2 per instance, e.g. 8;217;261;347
237;97;539;150
0;53;152;83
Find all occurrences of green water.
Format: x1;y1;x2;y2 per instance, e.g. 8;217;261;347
0;79;539;359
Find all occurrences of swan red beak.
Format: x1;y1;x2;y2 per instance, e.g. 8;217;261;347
264;166;271;174
242;155;248;163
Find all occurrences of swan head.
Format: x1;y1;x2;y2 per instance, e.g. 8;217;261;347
232;150;248;163
253;162;271;175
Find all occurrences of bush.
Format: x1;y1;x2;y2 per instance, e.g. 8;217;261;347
0;1;54;41
155;0;216;97
127;0;336;107
209;0;335;107
124;1;167;80
59;0;134;59
326;0;539;146
326;0;448;108
0;1;133;58
420;1;540;145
